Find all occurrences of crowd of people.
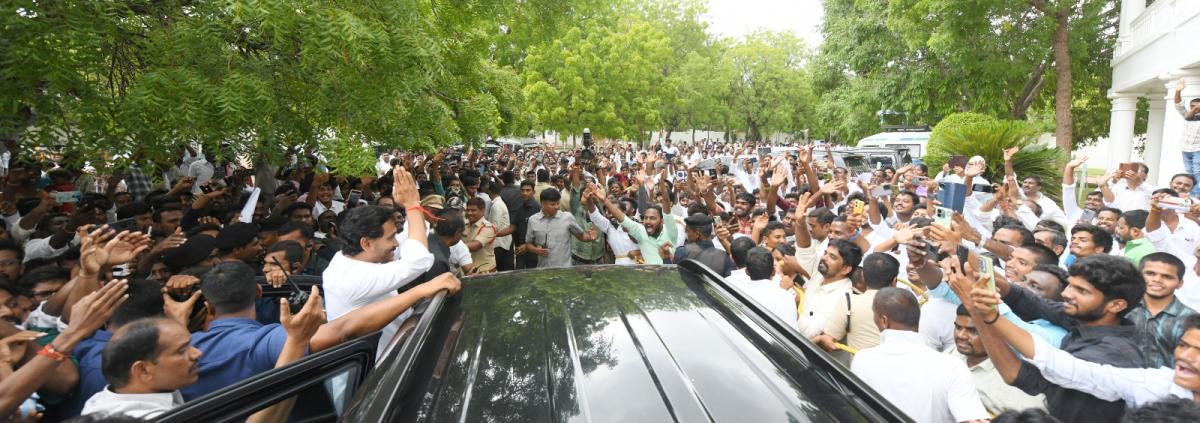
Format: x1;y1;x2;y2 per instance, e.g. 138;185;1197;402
2;130;1200;422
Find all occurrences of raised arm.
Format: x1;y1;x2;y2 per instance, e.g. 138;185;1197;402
394;165;427;248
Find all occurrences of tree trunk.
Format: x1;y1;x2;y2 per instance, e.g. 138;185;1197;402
1052;7;1074;154
1012;55;1050;119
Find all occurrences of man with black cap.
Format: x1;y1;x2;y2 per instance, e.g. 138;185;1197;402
161;235;218;275
672;213;734;277
215;222;262;266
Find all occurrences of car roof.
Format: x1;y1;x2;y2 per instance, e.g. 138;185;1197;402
351;264;907;423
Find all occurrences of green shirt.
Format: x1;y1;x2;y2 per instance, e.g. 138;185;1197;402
1123;237;1155;265
620;215;678;264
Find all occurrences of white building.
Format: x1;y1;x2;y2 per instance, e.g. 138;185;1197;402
1109;0;1200;185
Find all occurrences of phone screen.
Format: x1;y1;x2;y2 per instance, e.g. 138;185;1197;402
1078;209;1096;223
978;254;997;306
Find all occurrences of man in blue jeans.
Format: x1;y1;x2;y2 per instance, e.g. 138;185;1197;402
1174;79;1200;197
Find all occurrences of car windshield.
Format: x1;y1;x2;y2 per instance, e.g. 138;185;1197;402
381;266;885;423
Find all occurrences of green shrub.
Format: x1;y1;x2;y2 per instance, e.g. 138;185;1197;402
929;112;998;146
925;119;1065;201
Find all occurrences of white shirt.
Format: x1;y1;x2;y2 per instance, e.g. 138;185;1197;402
313;200;345;218
733;278;799;324
1146;217;1200;270
588;208;639;261
795;277;852;338
920;297;959;352
1105;180;1155;212
946;349;1047;415
186;159;215;195
323;242;434;352
82;387;184;419
851;330;989;423
1027;332;1191;407
487;196;513;250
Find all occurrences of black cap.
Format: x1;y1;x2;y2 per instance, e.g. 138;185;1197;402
685;213;714;236
684;213;714;228
162;235;216;270
214;222;259;250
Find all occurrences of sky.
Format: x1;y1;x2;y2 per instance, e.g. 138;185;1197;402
702;0;825;48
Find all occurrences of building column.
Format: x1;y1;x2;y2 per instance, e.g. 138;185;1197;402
1145;98;1166;185
1108;95;1140;170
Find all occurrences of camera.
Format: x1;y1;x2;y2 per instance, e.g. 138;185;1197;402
580;128;595;163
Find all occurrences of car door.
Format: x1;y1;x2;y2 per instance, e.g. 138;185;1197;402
156;332;381;423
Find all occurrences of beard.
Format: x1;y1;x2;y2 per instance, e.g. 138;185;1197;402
818;261;831;277
1069;302;1108;322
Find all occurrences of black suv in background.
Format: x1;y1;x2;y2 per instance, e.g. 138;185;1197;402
157;262;909;422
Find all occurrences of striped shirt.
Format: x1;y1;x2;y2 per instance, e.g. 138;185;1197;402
1126;297;1197;368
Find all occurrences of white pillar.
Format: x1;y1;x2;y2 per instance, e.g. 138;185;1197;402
1145;98;1166;185
1108;95;1140;170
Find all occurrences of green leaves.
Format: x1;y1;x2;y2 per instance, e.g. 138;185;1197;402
926;115;1065;200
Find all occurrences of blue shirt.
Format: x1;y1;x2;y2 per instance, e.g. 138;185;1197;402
181;318;288;401
62;330;112;419
929;282;1067;346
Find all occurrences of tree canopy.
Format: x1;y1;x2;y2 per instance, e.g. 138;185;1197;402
2;0;1121;174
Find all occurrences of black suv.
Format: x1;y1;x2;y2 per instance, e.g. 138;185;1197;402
157;261;909;422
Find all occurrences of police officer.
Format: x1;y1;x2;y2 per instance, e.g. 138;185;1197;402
672;213;734;277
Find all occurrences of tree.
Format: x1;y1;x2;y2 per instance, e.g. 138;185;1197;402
727;31;813;142
1;0;586;175
522;19;674;143
814;0;1117;149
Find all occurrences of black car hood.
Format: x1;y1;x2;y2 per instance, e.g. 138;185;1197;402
370;265;901;423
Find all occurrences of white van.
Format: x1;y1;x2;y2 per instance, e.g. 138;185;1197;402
856;131;931;159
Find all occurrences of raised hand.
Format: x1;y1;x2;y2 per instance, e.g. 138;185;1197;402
752;213;769;231
162;288;202;327
61;280;130;344
1065;155;1088;170
1003;147;1019;162
280;286;325;346
1178;79;1187;92
105;231;152;266
819;180;846;195
796;146;811;164
0;330;45;366
150;227;187;255
391;165;420;208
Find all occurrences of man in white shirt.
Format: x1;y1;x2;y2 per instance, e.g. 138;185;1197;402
323;167;433;349
795;239;862;338
1100;163;1155;212
1147;189;1200;270
851;288;989;423
947;304;1046;415
732;247;798;323
82;318;200;419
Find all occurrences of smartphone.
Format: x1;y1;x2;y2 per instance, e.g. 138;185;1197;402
1160;196;1194;212
714;215;723;228
675;170;687;181
53;190;82;204
934;206;954;228
948;155;968;169
978;254;997;306
347;189;362;204
851;200;866;216
757;147;772;157
916;185;928;197
1078;208;1096;223
1119;162;1138;174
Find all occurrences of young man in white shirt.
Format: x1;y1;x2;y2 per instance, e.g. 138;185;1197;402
851;288;989;423
322;167;433;347
795;239;862;338
1100;163;1154;212
1147;189;1200;271
732;247;798;324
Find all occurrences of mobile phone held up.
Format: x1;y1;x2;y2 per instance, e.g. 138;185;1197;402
52;190;82;204
934;206;954;229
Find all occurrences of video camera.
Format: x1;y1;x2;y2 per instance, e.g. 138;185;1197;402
580;128;595;164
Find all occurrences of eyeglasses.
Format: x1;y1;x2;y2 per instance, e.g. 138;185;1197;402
0;259;18;266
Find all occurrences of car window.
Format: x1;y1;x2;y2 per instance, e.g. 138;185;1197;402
157;334;378;423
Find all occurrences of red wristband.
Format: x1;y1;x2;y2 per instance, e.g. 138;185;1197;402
38;344;69;361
